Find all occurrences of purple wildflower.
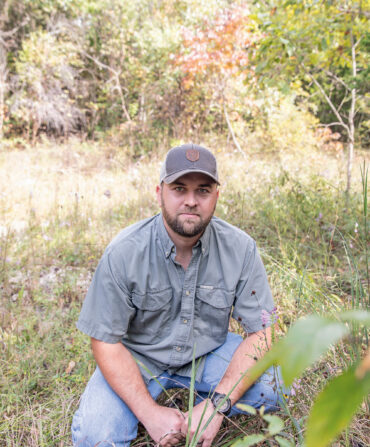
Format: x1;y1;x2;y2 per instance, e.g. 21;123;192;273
261;307;278;326
290;379;302;396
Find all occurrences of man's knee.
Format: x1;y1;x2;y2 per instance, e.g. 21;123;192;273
202;332;244;386
71;369;138;447
231;367;286;416
72;403;135;447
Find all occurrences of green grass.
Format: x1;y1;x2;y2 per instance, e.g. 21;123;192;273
0;139;369;446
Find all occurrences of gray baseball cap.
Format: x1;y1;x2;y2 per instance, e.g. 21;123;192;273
160;144;219;184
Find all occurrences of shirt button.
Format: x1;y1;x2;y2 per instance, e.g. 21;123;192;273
183;319;188;324
202;248;205;253
165;251;169;256
185;290;190;296
175;346;181;352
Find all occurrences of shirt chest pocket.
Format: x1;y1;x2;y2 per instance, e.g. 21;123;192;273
194;287;235;339
129;288;173;344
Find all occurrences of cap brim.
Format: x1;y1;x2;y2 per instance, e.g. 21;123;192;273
162;169;220;185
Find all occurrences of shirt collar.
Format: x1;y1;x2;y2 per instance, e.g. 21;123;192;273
157;214;175;258
198;219;211;256
157;213;211;258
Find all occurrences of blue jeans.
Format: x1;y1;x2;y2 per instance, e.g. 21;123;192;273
72;333;287;447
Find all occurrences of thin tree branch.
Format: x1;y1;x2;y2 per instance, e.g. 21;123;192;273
337;94;351;114
223;102;246;158
317;122;344;128
0;18;29;48
326;70;351;91
300;62;349;134
81;51;131;122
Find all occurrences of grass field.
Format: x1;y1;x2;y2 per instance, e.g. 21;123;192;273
0;138;369;446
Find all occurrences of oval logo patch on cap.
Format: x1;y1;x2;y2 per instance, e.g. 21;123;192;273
186;149;200;162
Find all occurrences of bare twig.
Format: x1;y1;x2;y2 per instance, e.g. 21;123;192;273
301;62;349;134
326;70;351;92
223;102;246;158
81;51;132;123
317;122;345;128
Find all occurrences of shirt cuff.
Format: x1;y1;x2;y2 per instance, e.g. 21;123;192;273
76;320;123;343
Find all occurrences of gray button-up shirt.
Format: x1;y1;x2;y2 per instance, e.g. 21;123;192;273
77;214;274;382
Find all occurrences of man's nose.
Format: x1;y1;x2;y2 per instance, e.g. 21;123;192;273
184;191;197;208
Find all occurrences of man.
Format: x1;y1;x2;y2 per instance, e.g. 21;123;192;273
72;144;284;447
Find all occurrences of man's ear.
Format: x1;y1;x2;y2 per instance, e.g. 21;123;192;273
156;184;162;207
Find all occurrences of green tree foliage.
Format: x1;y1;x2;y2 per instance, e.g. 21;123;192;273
1;0;368;162
249;0;369;191
174;3;259;147
77;0;184;143
1;0;235;148
11;29;84;140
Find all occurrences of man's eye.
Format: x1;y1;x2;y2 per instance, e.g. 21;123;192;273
199;188;210;194
175;187;184;192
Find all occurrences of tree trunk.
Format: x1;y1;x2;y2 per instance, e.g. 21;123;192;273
346;29;357;194
0;46;7;139
223;102;246;158
347;89;355;194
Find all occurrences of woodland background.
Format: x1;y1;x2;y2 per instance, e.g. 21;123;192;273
0;1;369;446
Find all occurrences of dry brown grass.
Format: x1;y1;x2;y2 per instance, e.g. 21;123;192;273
1;138;369;446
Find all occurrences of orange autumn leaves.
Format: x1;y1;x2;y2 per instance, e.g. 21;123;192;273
174;4;259;89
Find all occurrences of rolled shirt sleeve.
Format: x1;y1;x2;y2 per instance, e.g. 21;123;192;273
232;241;275;333
77;249;135;343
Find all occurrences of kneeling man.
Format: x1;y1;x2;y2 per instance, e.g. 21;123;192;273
72;144;285;447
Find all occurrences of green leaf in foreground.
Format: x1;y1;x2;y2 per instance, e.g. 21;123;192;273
263;414;284;435
235;403;257;415
231;434;265;447
305;366;370;447
278;316;349;386
338;310;370;326
240;315;350;390
275;435;295;447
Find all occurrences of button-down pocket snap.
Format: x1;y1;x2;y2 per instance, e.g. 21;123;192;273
129;288;173;343
194;287;235;339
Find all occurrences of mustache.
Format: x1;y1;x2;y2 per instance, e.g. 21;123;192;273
178;208;200;215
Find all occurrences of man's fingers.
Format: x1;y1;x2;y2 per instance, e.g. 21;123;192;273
176;409;186;419
180;418;189;435
157;431;181;445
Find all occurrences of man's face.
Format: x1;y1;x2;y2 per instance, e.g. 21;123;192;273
157;172;219;238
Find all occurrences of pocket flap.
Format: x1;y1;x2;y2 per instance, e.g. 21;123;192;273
196;287;234;309
132;288;172;310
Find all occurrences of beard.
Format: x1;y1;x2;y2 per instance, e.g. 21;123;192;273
161;197;215;238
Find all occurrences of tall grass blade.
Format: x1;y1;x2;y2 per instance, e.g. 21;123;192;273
185;344;200;447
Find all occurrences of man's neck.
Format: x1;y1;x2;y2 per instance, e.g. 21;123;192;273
162;216;202;269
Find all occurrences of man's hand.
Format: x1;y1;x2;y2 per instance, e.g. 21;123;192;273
141;404;185;447
181;399;224;447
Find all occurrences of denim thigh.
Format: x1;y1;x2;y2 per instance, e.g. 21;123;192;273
71;367;165;447
168;332;287;415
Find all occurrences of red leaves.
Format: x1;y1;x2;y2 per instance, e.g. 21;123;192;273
174;4;258;88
